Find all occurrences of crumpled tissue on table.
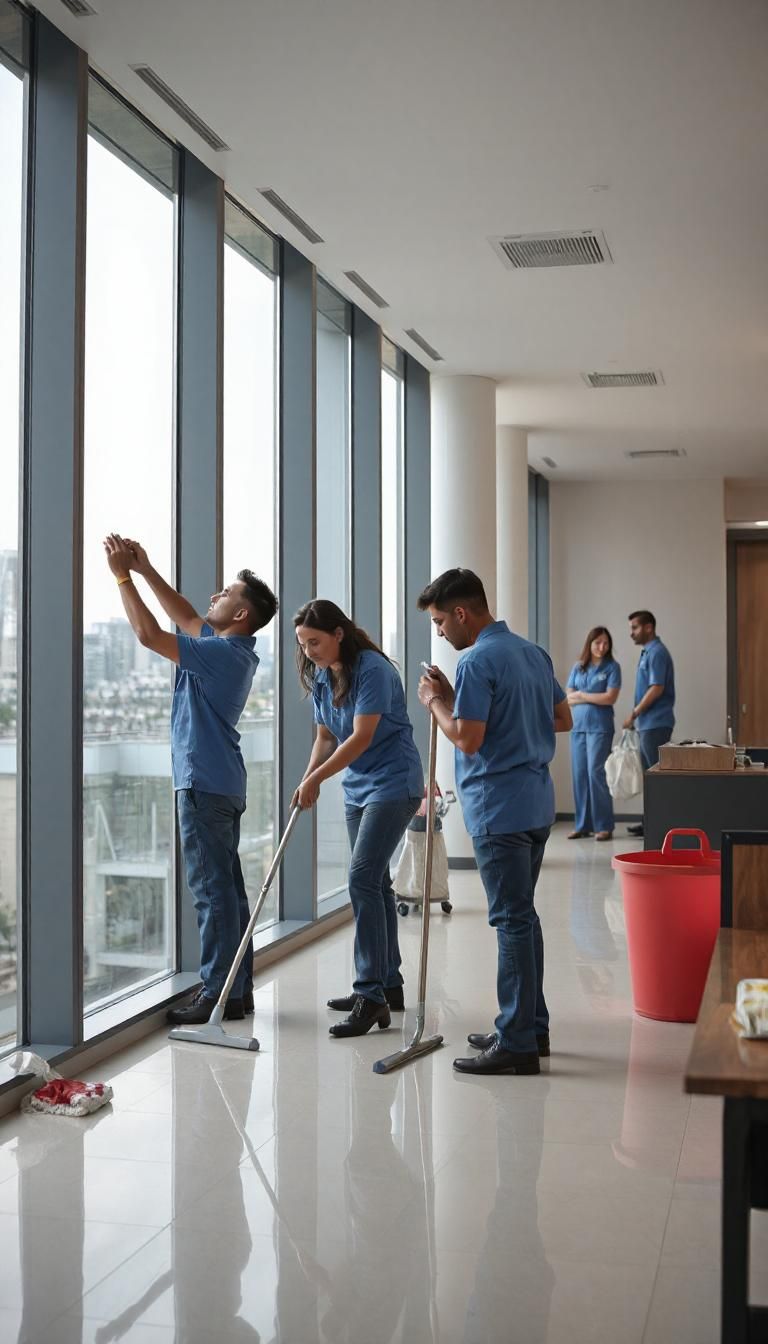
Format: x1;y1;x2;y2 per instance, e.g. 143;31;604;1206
731;980;768;1039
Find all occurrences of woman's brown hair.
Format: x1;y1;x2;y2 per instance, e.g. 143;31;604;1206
294;599;390;706
578;626;614;672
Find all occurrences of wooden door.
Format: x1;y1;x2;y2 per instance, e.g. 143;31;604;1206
736;541;768;744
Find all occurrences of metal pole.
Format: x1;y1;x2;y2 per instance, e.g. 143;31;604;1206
373;715;444;1073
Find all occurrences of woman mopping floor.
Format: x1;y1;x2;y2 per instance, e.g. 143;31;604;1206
293;600;424;1038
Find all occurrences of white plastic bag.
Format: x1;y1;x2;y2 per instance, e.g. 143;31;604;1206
393;828;450;903
605;729;644;801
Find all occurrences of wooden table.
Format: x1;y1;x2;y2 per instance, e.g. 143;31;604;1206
685;929;768;1342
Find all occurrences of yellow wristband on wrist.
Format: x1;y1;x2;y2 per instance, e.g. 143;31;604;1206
116;576;132;587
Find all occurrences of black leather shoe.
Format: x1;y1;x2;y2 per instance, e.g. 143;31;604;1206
627;823;644;837
329;994;391;1038
467;1031;550;1057
453;1040;540;1075
327;986;404;1012
167;990;244;1025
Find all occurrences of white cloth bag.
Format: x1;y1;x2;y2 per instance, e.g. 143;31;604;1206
605;729;644;800
393;828;450;903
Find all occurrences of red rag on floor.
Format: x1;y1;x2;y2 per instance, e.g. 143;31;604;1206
33;1079;106;1106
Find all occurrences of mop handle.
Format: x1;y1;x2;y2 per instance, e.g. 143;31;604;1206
416;715;439;1011
214;805;302;1010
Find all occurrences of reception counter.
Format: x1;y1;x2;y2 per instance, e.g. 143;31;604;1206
644;765;768;850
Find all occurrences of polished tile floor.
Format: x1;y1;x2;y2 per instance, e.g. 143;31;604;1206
0;824;763;1343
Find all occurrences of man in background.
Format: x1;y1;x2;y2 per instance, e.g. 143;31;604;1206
623;610;675;837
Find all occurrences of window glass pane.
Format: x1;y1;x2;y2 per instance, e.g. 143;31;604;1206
83;81;177;1012
381;369;405;670
315;283;351;902
0;46;26;1046
223;208;278;927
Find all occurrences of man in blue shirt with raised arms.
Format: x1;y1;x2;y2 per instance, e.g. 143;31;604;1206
103;533;278;1026
417;568;572;1077
623;610;675;838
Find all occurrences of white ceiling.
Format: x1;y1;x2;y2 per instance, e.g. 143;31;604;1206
36;0;768;480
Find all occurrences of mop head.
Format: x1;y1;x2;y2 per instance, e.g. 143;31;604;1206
9;1051;113;1117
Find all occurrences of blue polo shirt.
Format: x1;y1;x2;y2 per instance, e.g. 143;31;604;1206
634;637;675;730
567;658;622;733
171;623;259;798
453;622;566;837
313;650;423;808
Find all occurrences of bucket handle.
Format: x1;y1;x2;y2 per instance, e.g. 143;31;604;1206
661;828;712;858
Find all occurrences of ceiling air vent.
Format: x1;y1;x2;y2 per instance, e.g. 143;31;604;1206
541;456;558;470
343;271;388;309
130;66;229;151
626;448;687;461
59;0;97;14
258;190;323;245
490;229;613;270
404;329;443;362
582;371;663;388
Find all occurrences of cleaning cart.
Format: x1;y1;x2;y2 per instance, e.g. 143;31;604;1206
394;785;457;916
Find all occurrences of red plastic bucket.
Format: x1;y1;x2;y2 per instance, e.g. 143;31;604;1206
612;829;721;1022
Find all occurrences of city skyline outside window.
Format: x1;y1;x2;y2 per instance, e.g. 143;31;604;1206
381;365;405;673
223;201;279;926
82;82;178;1012
315;282;352;904
0;54;26;1044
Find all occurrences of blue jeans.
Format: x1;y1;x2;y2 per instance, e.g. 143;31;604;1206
345;798;421;1004
571;730;614;833
639;726;672;771
177;789;253;1001
472;828;550;1052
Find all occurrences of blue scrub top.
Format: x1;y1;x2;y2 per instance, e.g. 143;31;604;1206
312;650;424;808
172;623;259;797
567;658;621;733
452;621;566;837
634;637;675;730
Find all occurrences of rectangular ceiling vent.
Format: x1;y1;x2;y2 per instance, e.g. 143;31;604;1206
59;0;97;14
258;189;323;245
130;66;229;151
405;328;443;362
490;229;612;270
626;448;687;460
343;271;388;309
582;370;663;389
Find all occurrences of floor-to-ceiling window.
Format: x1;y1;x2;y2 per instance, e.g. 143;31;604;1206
315;280;351;904
0;4;28;1045
381;338;405;672
223;199;279;926
82;79;178;1012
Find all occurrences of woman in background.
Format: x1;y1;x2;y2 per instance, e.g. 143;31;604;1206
566;627;621;841
293;600;423;1037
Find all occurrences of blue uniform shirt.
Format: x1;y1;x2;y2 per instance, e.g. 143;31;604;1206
634;637;675;730
567;658;622;733
171;623;259;797
452;622;566;837
313;650;424;808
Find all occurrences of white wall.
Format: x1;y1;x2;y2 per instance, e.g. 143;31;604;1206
549;479;727;816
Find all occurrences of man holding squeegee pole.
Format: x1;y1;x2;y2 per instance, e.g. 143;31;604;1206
417;567;571;1076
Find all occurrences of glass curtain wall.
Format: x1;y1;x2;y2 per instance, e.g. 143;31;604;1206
315;280;351;904
223;199;279;926
0;4;29;1045
82;79;178;1011
381;338;405;671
